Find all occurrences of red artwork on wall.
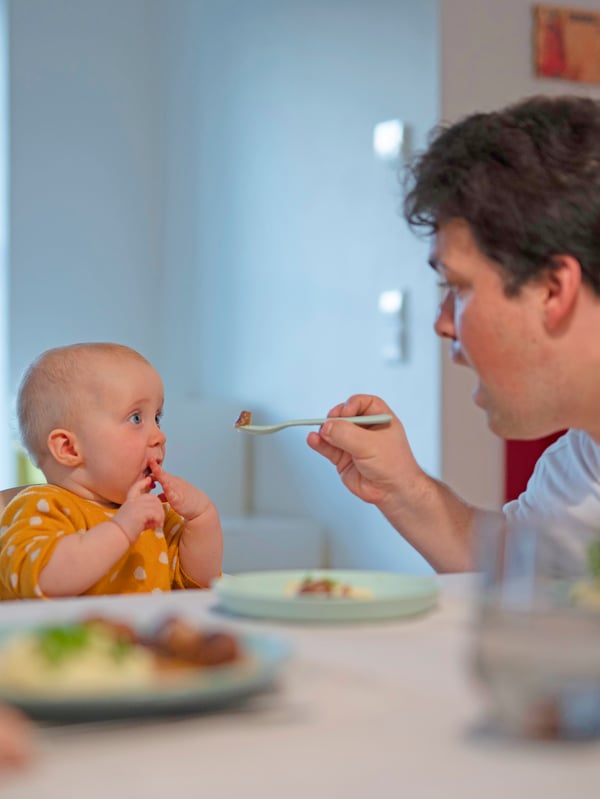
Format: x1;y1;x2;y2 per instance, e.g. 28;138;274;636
534;4;600;84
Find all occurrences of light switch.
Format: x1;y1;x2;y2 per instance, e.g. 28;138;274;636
378;289;407;363
373;119;405;162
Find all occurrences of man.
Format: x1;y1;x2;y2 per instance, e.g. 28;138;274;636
308;95;600;576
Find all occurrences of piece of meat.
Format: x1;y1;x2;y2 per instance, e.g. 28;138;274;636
234;410;252;427
297;578;338;595
153;618;240;666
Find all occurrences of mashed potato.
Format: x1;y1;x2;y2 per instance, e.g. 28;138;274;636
0;622;155;696
569;579;600;610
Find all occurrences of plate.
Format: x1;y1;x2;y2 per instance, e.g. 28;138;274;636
213;569;439;622
0;630;290;722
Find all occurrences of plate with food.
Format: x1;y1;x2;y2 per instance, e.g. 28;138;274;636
213;569;439;622
0;616;289;721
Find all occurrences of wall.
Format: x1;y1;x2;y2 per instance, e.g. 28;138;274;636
0;0;9;488
439;0;600;509
159;0;440;573
8;0;165;434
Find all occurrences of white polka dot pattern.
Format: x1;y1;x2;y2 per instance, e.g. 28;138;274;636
0;485;195;597
134;566;147;581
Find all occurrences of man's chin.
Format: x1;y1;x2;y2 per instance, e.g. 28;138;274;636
486;411;537;441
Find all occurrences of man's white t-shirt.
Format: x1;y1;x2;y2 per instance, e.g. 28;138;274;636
503;429;600;578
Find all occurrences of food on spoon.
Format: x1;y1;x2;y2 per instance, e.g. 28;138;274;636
0;616;242;695
288;575;374;599
234;410;252;428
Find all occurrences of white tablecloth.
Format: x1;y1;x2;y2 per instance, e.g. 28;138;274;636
0;574;598;798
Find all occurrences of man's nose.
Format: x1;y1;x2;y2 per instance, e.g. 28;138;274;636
433;292;456;340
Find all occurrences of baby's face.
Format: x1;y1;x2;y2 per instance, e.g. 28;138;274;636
71;356;166;505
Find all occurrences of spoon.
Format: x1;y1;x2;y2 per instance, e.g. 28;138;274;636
235;414;393;435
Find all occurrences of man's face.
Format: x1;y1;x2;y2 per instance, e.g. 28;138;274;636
430;219;554;439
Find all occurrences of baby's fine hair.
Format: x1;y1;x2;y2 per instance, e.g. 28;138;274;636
17;342;151;466
403;94;600;296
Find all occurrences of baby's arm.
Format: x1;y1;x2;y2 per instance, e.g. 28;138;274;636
39;477;165;597
150;459;223;587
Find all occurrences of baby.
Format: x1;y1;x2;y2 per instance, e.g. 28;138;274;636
0;342;223;599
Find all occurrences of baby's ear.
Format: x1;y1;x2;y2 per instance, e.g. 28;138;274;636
47;429;82;466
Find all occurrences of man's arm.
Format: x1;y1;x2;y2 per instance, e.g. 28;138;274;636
307;393;479;573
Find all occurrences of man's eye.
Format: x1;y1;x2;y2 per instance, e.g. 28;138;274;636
129;413;142;425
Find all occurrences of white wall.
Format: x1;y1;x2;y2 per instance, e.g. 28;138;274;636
0;0;9;488
439;0;600;509
159;0;440;573
8;0;164;422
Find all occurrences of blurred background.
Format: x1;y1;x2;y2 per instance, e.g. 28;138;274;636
3;0;600;574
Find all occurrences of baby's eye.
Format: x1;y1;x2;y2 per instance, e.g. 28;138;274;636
155;412;163;427
129;413;142;425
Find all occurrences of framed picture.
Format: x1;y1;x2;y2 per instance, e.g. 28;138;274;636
534;4;600;84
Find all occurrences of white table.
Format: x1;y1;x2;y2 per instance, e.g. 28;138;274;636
0;575;598;798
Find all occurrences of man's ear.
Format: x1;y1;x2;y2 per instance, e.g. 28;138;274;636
542;255;582;331
47;429;82;466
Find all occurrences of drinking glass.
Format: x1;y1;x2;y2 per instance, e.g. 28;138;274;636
470;511;600;740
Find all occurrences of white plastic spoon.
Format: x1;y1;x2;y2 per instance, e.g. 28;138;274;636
235;414;392;435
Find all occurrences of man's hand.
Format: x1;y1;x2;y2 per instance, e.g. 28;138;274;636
307;394;423;508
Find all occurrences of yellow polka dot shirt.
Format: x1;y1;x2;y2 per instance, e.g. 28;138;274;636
0;485;206;599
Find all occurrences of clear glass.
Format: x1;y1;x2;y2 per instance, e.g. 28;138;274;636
470;512;600;740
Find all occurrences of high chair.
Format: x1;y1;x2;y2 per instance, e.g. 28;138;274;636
0;486;29;514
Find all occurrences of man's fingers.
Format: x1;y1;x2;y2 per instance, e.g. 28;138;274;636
307;431;344;466
319;418;380;459
335;394;391;418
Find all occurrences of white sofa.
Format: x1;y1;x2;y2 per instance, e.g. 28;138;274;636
161;398;327;573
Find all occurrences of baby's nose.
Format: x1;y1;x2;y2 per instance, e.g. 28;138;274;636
151;427;166;446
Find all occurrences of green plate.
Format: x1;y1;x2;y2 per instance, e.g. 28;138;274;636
0;629;290;722
213;570;439;622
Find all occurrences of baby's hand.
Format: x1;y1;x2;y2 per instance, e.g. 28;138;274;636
111;476;165;543
0;704;33;770
149;458;213;521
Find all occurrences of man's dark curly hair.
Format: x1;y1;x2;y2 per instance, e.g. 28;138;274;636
403;95;600;296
